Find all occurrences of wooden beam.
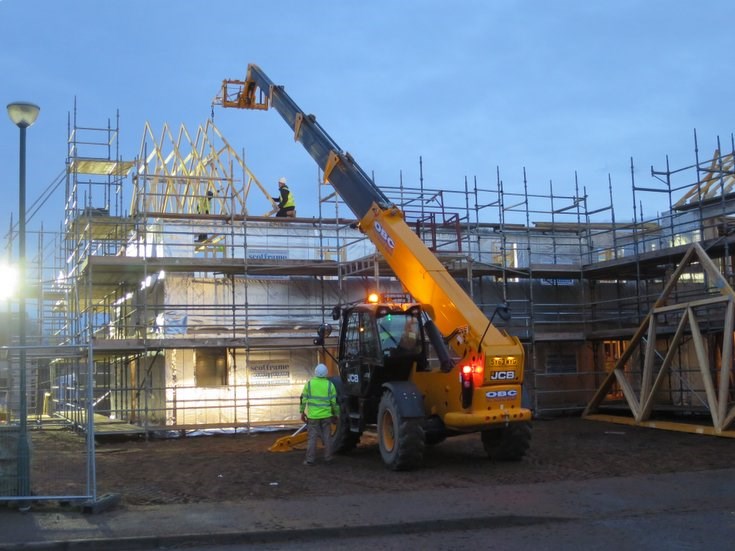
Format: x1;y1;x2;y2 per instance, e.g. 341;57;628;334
653;294;730;315
722;404;735;432
584;413;735;438
584;318;650;415
616;368;641;419
689;308;721;428
693;242;735;299
718;300;734;424
639;315;658;411
640;310;689;420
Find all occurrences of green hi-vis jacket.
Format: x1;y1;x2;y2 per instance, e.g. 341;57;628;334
300;378;339;420
281;186;295;209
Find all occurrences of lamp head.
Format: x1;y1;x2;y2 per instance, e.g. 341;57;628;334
7;102;40;128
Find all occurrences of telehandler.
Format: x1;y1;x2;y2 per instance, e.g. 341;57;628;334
214;65;532;470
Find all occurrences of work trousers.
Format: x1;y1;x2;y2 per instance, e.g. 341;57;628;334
276;207;296;218
305;417;333;464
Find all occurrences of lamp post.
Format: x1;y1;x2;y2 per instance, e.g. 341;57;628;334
7;101;40;498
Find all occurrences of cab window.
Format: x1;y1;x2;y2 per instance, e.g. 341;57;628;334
343;311;379;361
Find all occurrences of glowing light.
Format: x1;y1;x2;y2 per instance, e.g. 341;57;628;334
0;263;18;300
367;293;379;303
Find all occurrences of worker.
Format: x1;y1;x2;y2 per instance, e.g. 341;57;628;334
196;190;214;242
272;177;296;217
299;363;339;465
197;189;214;215
398;316;420;353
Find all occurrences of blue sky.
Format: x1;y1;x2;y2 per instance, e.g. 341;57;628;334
2;0;734;237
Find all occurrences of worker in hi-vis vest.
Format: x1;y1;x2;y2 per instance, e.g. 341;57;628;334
195;190;214;242
272;176;296;217
299;363;339;465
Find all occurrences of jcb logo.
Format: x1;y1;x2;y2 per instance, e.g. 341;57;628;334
490;371;516;380
373;221;395;253
346;373;359;384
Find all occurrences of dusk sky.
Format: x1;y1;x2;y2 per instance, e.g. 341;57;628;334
2;0;734;235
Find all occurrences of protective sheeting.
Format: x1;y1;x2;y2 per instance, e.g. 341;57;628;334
142;273;404;427
163;348;317;426
472;227;589;268
107;218;402;427
123;220;375;262
157;275;343;336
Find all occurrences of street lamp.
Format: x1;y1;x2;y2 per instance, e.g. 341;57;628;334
7;101;40;499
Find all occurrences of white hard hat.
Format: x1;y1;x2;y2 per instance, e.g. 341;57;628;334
278;177;287;185
315;363;328;377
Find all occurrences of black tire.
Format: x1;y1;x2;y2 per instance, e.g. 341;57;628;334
377;390;425;470
330;395;361;454
481;421;532;461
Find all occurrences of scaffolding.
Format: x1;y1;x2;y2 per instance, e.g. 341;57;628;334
2;109;735;503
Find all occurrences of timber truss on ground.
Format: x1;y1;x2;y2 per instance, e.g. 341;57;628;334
585;242;735;437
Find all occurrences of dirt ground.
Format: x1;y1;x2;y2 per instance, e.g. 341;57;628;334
28;415;734;506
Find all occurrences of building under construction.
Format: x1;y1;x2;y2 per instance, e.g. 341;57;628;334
1;101;734;500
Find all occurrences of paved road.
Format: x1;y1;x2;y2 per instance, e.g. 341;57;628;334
1;468;734;550
180;510;734;551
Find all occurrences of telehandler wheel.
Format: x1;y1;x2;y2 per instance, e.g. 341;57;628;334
481;421;532;461
377;390;425;471
330;396;361;454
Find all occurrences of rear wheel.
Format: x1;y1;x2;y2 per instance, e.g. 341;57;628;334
377;390;425;470
481;421;532;461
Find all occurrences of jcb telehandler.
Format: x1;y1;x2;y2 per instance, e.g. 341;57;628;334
214;64;532;470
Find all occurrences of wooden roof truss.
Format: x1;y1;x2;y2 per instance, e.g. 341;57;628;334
130;119;276;217
584;243;735;437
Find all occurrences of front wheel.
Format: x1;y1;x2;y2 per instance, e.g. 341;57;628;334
377;390;425;471
330;394;361;454
481;421;532;461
